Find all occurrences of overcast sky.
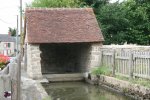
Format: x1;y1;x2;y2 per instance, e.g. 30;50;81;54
0;0;124;34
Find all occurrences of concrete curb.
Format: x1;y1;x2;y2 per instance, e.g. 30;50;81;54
21;77;49;100
86;74;150;100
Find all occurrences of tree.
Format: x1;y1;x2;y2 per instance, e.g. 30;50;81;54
121;0;150;45
30;0;85;8
8;27;16;36
83;0;109;13
95;0;150;45
96;2;129;44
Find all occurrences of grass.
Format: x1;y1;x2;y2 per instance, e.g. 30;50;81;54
91;66;150;88
116;75;150;88
91;66;112;76
0;63;5;69
131;78;150;88
43;96;51;100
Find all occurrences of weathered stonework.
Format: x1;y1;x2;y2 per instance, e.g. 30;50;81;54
27;44;42;79
86;74;150;100
26;43;103;80
89;43;102;70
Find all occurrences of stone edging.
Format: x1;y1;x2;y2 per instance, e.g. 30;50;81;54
86;74;150;100
21;77;49;100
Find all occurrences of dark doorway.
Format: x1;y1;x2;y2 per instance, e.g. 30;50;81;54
40;43;91;74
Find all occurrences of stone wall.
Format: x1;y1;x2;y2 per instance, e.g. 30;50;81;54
89;43;102;70
86;75;150;100
26;44;42;79
26;42;102;79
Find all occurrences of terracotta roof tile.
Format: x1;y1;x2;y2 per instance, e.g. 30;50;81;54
25;8;104;43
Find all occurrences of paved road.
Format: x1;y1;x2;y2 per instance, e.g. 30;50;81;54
0;76;11;100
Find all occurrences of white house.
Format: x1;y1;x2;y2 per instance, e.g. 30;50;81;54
0;34;16;56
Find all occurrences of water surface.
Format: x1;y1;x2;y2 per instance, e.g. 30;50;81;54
43;82;133;100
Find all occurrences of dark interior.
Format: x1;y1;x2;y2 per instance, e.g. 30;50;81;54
40;43;91;74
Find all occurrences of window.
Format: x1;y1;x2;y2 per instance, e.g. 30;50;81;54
4;43;7;48
7;49;11;54
8;43;11;48
3;43;11;48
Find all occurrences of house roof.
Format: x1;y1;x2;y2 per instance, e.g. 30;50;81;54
25;8;104;43
0;34;15;42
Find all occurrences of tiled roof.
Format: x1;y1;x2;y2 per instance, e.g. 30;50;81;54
25;8;104;43
0;34;15;42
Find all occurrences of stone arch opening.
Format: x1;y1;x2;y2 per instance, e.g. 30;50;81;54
40;43;91;74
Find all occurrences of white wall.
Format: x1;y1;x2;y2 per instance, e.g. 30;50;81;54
0;42;15;56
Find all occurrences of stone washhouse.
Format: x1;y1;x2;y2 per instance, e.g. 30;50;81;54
24;8;104;80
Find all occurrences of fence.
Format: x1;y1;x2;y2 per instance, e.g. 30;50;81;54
0;62;18;100
100;49;150;79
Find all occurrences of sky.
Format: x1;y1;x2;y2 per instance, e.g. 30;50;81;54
0;0;31;34
0;0;124;34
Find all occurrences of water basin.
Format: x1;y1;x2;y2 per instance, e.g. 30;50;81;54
42;82;133;100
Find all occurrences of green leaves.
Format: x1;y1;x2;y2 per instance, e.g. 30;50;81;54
95;0;150;45
30;0;85;8
8;27;16;36
91;66;111;76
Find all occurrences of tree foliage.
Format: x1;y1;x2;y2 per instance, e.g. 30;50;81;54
30;0;85;7
94;0;150;45
8;27;16;36
121;0;150;45
96;2;128;44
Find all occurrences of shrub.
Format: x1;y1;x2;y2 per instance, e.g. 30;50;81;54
43;96;51;100
91;66;111;76
0;54;10;69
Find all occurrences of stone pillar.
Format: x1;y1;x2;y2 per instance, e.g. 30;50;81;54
89;43;102;70
27;44;42;79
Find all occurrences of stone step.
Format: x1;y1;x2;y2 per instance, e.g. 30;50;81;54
43;73;85;82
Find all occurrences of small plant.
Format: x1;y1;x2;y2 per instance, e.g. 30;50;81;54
91;66;111;76
116;75;129;81
43;96;51;100
0;54;10;69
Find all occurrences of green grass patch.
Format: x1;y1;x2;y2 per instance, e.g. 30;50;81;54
0;62;5;69
131;78;150;88
43;96;51;100
116;75;129;81
91;66;112;76
116;75;150;88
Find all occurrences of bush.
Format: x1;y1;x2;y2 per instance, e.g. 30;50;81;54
91;66;111;76
0;54;10;69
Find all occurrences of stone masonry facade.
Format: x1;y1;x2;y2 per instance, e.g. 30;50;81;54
89;43;102;70
26;44;42;79
26;43;102;79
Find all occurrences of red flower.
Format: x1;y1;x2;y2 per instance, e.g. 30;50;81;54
0;54;10;64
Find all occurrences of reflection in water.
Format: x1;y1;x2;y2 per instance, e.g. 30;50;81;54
43;82;133;100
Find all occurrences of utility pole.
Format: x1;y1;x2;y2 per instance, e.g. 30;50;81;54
17;0;22;100
16;15;18;57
